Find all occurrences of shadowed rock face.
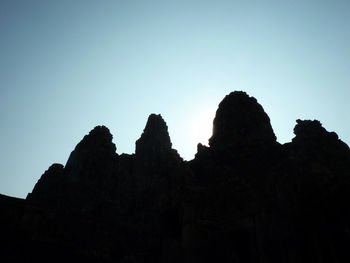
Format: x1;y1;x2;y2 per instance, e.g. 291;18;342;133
65;125;117;182
209;91;276;151
136;114;172;156
26;163;65;205
2;91;350;263
26;126;120;212
73;125;116;152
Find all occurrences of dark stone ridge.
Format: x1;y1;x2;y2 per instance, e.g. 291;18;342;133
74;125;116;152
135;113;172;156
64;125;117;183
27;125;119;213
26;163;65;206
2;91;350;263
209;91;276;150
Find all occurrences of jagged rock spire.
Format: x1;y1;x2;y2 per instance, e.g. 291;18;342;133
135;114;172;155
73;125;116;153
293;119;339;143
7;91;350;263
27;163;65;203
209;91;276;150
291;119;350;155
65;125;117;181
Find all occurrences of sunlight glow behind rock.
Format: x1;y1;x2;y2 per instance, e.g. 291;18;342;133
189;109;216;147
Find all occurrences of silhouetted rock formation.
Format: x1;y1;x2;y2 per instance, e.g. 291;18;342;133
26;163;65;206
136;114;173;155
27;125;119;213
1;91;350;263
209;91;276;150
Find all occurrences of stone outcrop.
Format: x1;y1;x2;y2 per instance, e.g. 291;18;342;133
27;125;119;213
26;163;65;206
209;91;276;150
1;91;350;263
136;114;173;156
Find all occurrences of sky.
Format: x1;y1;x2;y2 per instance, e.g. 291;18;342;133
1;0;349;198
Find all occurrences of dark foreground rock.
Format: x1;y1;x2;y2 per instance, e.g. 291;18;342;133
1;91;350;263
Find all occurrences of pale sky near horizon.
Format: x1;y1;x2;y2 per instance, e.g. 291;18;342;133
1;0;349;198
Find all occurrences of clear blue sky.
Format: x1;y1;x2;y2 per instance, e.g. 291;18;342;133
1;0;349;198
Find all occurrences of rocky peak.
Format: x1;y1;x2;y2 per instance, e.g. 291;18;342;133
293;119;337;142
4;91;350;263
65;125;117;182
291;119;350;158
209;91;276;150
27;163;65;203
74;125;116;153
135;114;172;156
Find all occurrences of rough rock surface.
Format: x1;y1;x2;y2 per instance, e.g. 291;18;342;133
209;91;276;150
1;91;350;263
